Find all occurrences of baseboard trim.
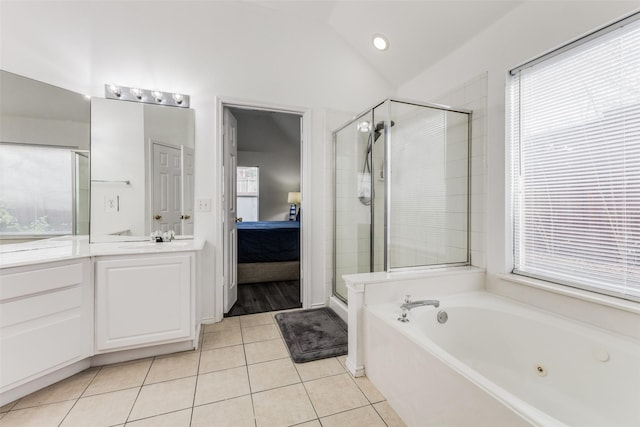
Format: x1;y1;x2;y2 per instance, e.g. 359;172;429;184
0;359;90;406
329;296;348;323
91;340;195;366
345;357;365;378
200;316;218;325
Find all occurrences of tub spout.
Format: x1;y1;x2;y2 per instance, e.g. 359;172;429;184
400;299;440;310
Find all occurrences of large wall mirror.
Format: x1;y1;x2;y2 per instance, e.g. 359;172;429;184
0;70;90;245
90;98;195;242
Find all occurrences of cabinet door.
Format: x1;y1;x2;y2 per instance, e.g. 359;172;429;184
95;253;193;351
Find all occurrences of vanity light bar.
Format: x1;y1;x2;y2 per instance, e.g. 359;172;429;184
104;84;190;108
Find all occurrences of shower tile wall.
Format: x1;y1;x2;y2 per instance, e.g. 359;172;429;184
436;72;488;268
445;112;470;263
334;123;372;299
371;125;385;273
386;103;469;268
333;94;479;301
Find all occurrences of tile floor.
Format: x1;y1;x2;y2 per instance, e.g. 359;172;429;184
0;311;406;427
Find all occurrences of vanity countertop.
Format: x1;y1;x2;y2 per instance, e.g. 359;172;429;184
0;237;205;269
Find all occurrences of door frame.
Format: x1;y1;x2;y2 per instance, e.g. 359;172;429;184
215;96;311;320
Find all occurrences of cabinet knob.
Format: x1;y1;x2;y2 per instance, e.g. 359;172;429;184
180;215;191;220
154;215;162;220
235;217;243;223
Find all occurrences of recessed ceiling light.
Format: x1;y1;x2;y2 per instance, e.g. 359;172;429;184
372;34;389;51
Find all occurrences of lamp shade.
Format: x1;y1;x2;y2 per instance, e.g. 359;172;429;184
287;191;301;204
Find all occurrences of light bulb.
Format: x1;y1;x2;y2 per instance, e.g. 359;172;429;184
130;88;143;100
372;34;389;51
172;93;184;105
152;90;163;103
109;84;121;97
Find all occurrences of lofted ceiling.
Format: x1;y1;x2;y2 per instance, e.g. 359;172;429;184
0;71;89;122
246;0;522;87
230;108;301;152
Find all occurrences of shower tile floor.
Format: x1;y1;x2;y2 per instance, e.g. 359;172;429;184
0;310;406;427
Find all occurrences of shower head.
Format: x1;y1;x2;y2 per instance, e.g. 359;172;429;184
373;120;395;142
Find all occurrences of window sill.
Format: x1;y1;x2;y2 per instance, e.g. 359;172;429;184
496;273;640;315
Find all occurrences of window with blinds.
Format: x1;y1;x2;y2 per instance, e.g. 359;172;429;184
510;14;640;302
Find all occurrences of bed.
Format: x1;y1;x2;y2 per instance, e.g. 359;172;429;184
237;221;300;284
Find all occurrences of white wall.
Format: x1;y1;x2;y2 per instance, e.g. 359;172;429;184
90;99;196;238
398;1;640;336
0;1;394;320
238;151;300;221
90;99;146;237
236;114;301;221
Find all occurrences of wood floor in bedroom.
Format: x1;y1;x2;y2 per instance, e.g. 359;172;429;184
225;280;302;317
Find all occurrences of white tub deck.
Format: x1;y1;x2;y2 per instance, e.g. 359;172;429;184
364;292;640;427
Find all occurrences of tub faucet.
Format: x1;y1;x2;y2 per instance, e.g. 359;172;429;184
397;295;440;323
400;295;440;310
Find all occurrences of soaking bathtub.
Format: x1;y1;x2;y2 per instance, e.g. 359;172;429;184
364;292;640;427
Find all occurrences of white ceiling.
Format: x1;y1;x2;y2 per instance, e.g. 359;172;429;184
247;0;522;87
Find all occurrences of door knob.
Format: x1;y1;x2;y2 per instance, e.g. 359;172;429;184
235;217;243;223
154;215;162;220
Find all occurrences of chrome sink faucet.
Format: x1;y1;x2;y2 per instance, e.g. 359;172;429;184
150;229;175;242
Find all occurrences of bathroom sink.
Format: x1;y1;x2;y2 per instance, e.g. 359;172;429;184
118;241;190;249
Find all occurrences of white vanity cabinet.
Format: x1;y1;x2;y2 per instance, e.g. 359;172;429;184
0;259;92;393
94;252;194;352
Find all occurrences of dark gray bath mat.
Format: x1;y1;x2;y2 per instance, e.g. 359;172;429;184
274;307;348;363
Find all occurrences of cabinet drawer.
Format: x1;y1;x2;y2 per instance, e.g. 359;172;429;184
1;314;85;389
0;262;83;301
1;287;82;327
0;259;92;392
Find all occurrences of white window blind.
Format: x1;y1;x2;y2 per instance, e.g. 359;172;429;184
510;15;640;301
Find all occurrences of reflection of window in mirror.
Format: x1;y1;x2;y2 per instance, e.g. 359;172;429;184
0;71;91;245
237;166;259;222
0;143;90;238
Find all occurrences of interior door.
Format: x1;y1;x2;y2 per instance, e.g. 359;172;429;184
181;145;195;235
152;142;182;234
223;108;238;313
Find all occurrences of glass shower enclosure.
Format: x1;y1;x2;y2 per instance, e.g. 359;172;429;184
333;99;471;302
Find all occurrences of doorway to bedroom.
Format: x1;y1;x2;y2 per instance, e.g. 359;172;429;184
224;107;303;317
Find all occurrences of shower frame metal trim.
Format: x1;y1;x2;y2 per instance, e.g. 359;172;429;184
332;98;473;299
332;97;472;135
